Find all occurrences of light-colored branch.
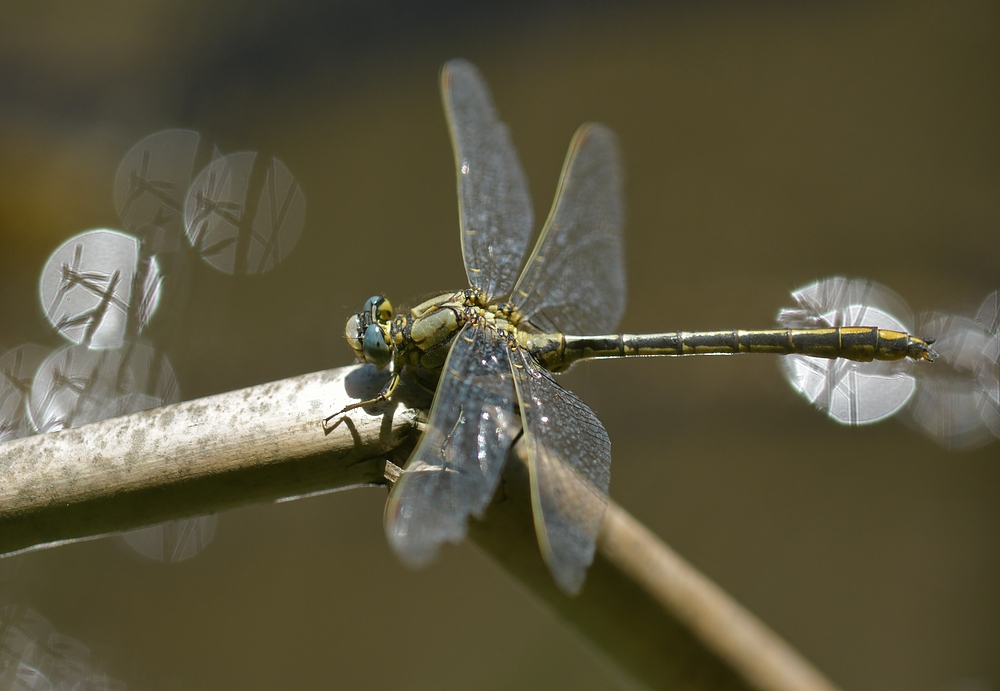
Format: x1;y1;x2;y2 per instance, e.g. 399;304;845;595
0;365;422;555
469;444;842;691
0;365;841;691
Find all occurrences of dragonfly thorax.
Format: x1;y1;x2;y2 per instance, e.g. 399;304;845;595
345;288;525;374
398;289;523;372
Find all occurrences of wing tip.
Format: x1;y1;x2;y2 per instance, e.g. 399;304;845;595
385;507;463;569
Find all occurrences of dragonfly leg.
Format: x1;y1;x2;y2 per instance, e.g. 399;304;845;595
322;371;401;428
435;405;466;468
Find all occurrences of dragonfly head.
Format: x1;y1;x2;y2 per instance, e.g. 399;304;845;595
346;295;394;368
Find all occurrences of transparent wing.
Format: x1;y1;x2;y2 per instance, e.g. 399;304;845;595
511;123;625;335
442;59;534;300
512;348;611;595
385;323;520;566
778;277;916;424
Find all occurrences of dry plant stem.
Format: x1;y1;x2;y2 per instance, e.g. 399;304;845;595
0;365;422;556
469;445;842;691
0;364;841;691
599;506;840;691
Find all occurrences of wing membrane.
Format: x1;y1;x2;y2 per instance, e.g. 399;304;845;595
511;123;625;335
512;348;611;595
442;59;534;300
385;323;520;566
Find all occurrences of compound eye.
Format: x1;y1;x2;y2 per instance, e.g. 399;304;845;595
362;324;392;368
345;314;364;357
375;298;393;322
362;295;393;324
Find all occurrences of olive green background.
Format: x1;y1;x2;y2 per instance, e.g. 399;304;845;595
0;1;997;689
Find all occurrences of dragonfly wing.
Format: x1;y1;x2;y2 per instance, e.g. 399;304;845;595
511;123;625;335
442;59;534;300
511;348;611;595
385;323;520;566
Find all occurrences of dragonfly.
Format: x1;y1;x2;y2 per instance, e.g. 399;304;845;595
331;59;936;595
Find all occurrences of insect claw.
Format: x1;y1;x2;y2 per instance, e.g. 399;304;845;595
322;389;394;430
322;407;348;426
321;401;365;430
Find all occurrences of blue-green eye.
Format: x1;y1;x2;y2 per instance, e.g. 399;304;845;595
363;296;393;323
363;323;392;368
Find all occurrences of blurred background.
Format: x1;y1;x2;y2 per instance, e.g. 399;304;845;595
0;1;998;689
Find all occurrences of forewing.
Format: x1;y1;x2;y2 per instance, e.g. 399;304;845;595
511;123;625;335
511;349;611;595
442;59;534;299
385;323;520;566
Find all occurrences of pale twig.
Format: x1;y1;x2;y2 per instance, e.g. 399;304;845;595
0;365;421;555
0;364;841;691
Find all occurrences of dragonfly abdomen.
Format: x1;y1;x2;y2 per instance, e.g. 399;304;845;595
522;327;935;371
